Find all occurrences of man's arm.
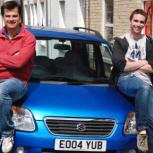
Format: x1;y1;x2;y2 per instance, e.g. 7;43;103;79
124;58;148;72
0;64;7;71
0;33;36;69
112;38;127;73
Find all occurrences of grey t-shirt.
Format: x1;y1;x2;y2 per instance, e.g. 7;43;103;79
120;33;152;86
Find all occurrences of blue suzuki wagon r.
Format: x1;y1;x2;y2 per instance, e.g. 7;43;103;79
12;26;137;153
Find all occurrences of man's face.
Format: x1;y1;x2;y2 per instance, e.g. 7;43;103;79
130;14;146;35
3;7;21;30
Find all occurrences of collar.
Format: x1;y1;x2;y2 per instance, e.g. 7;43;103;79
2;25;22;39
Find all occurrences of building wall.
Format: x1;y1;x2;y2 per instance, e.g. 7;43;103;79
64;0;85;28
85;0;153;39
23;0;85;28
85;0;103;33
0;0;152;39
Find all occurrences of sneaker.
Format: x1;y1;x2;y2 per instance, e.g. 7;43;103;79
1;136;14;153
137;130;148;152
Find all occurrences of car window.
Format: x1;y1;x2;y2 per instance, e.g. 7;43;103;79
36;39;71;58
31;38;109;83
100;44;112;78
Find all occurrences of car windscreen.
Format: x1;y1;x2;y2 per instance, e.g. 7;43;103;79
30;38;112;83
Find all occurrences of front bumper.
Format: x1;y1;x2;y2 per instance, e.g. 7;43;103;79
13;120;136;153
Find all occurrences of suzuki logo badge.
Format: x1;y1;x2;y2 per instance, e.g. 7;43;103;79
76;123;86;132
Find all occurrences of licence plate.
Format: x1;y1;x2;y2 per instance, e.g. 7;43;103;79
54;139;107;152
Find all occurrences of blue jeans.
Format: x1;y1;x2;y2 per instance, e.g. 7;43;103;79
117;75;153;152
0;78;27;137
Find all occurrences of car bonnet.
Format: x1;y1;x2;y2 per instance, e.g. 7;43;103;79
23;83;134;123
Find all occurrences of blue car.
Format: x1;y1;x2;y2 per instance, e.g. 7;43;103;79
12;26;137;153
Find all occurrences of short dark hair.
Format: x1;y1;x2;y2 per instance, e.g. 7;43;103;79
1;1;22;17
129;9;147;23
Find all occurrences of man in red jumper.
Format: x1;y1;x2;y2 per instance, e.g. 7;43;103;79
0;1;36;152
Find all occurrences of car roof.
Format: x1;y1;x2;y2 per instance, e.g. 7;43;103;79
26;26;108;43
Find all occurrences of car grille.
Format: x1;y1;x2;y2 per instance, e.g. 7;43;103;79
44;117;116;136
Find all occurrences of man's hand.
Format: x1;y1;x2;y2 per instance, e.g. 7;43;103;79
139;64;153;73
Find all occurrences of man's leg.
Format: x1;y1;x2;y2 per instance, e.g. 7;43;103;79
146;89;153;153
117;75;149;130
0;78;27;152
117;75;153;152
135;84;151;131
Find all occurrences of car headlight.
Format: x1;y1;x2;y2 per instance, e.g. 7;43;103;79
124;112;137;135
12;107;35;131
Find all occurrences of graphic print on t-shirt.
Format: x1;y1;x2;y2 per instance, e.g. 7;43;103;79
128;43;143;60
125;33;146;61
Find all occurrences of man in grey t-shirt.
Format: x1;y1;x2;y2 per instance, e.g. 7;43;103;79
112;9;153;152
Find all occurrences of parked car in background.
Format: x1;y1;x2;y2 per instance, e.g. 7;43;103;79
12;26;137;153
